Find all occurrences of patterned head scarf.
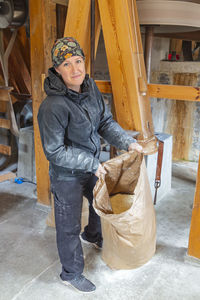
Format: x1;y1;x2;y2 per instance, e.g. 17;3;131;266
51;37;85;67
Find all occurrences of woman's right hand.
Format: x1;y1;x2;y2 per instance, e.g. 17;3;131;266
95;163;107;178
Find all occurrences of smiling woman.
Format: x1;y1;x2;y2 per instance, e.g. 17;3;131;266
55;56;86;92
37;36;143;293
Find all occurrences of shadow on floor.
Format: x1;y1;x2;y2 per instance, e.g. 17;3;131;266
156;242;187;263
0;192;28;217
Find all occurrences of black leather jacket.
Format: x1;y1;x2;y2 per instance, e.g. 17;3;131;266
37;68;136;180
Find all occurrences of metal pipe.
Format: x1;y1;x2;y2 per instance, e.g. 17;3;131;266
144;26;154;83
90;0;95;78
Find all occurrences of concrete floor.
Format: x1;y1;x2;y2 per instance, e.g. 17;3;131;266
0;176;200;300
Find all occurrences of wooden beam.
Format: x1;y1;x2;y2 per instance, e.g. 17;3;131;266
0;118;10;129
0;87;13;101
98;0;135;129
97;0;156;149
64;0;91;73
95;80;112;94
0;144;11;156
52;0;68;5
64;0;101;74
29;0;56;205
17;27;31;67
96;81;200;103
0;172;16;183
4;30;31;95
0;102;6;113
188;153;200;259
148;84;200;102
56;3;68;38
42;1;57;73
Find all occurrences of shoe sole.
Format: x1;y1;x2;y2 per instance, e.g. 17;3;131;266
61;279;96;294
80;235;102;250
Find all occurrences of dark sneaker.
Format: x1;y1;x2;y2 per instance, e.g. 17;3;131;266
62;274;96;293
80;232;103;249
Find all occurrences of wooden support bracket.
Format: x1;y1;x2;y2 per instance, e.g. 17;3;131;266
148;83;200;102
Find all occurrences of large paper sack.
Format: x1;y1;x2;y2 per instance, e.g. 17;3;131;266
93;152;156;269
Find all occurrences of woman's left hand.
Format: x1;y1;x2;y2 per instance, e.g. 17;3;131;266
128;142;143;153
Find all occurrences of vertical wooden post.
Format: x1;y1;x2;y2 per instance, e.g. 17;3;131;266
64;0;101;74
29;0;56;205
188;154;200;259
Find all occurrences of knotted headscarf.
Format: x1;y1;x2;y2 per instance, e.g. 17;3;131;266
51;37;85;67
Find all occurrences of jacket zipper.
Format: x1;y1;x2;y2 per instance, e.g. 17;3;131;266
82;107;98;155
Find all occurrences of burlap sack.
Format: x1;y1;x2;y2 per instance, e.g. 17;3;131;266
93;151;156;269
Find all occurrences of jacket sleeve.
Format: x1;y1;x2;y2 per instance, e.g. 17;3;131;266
94;84;136;150
37;100;99;174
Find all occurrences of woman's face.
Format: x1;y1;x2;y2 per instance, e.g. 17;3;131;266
55;55;86;92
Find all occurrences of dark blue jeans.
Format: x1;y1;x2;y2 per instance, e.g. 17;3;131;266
51;173;102;281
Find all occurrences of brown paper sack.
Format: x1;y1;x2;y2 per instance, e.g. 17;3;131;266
93;151;156;270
